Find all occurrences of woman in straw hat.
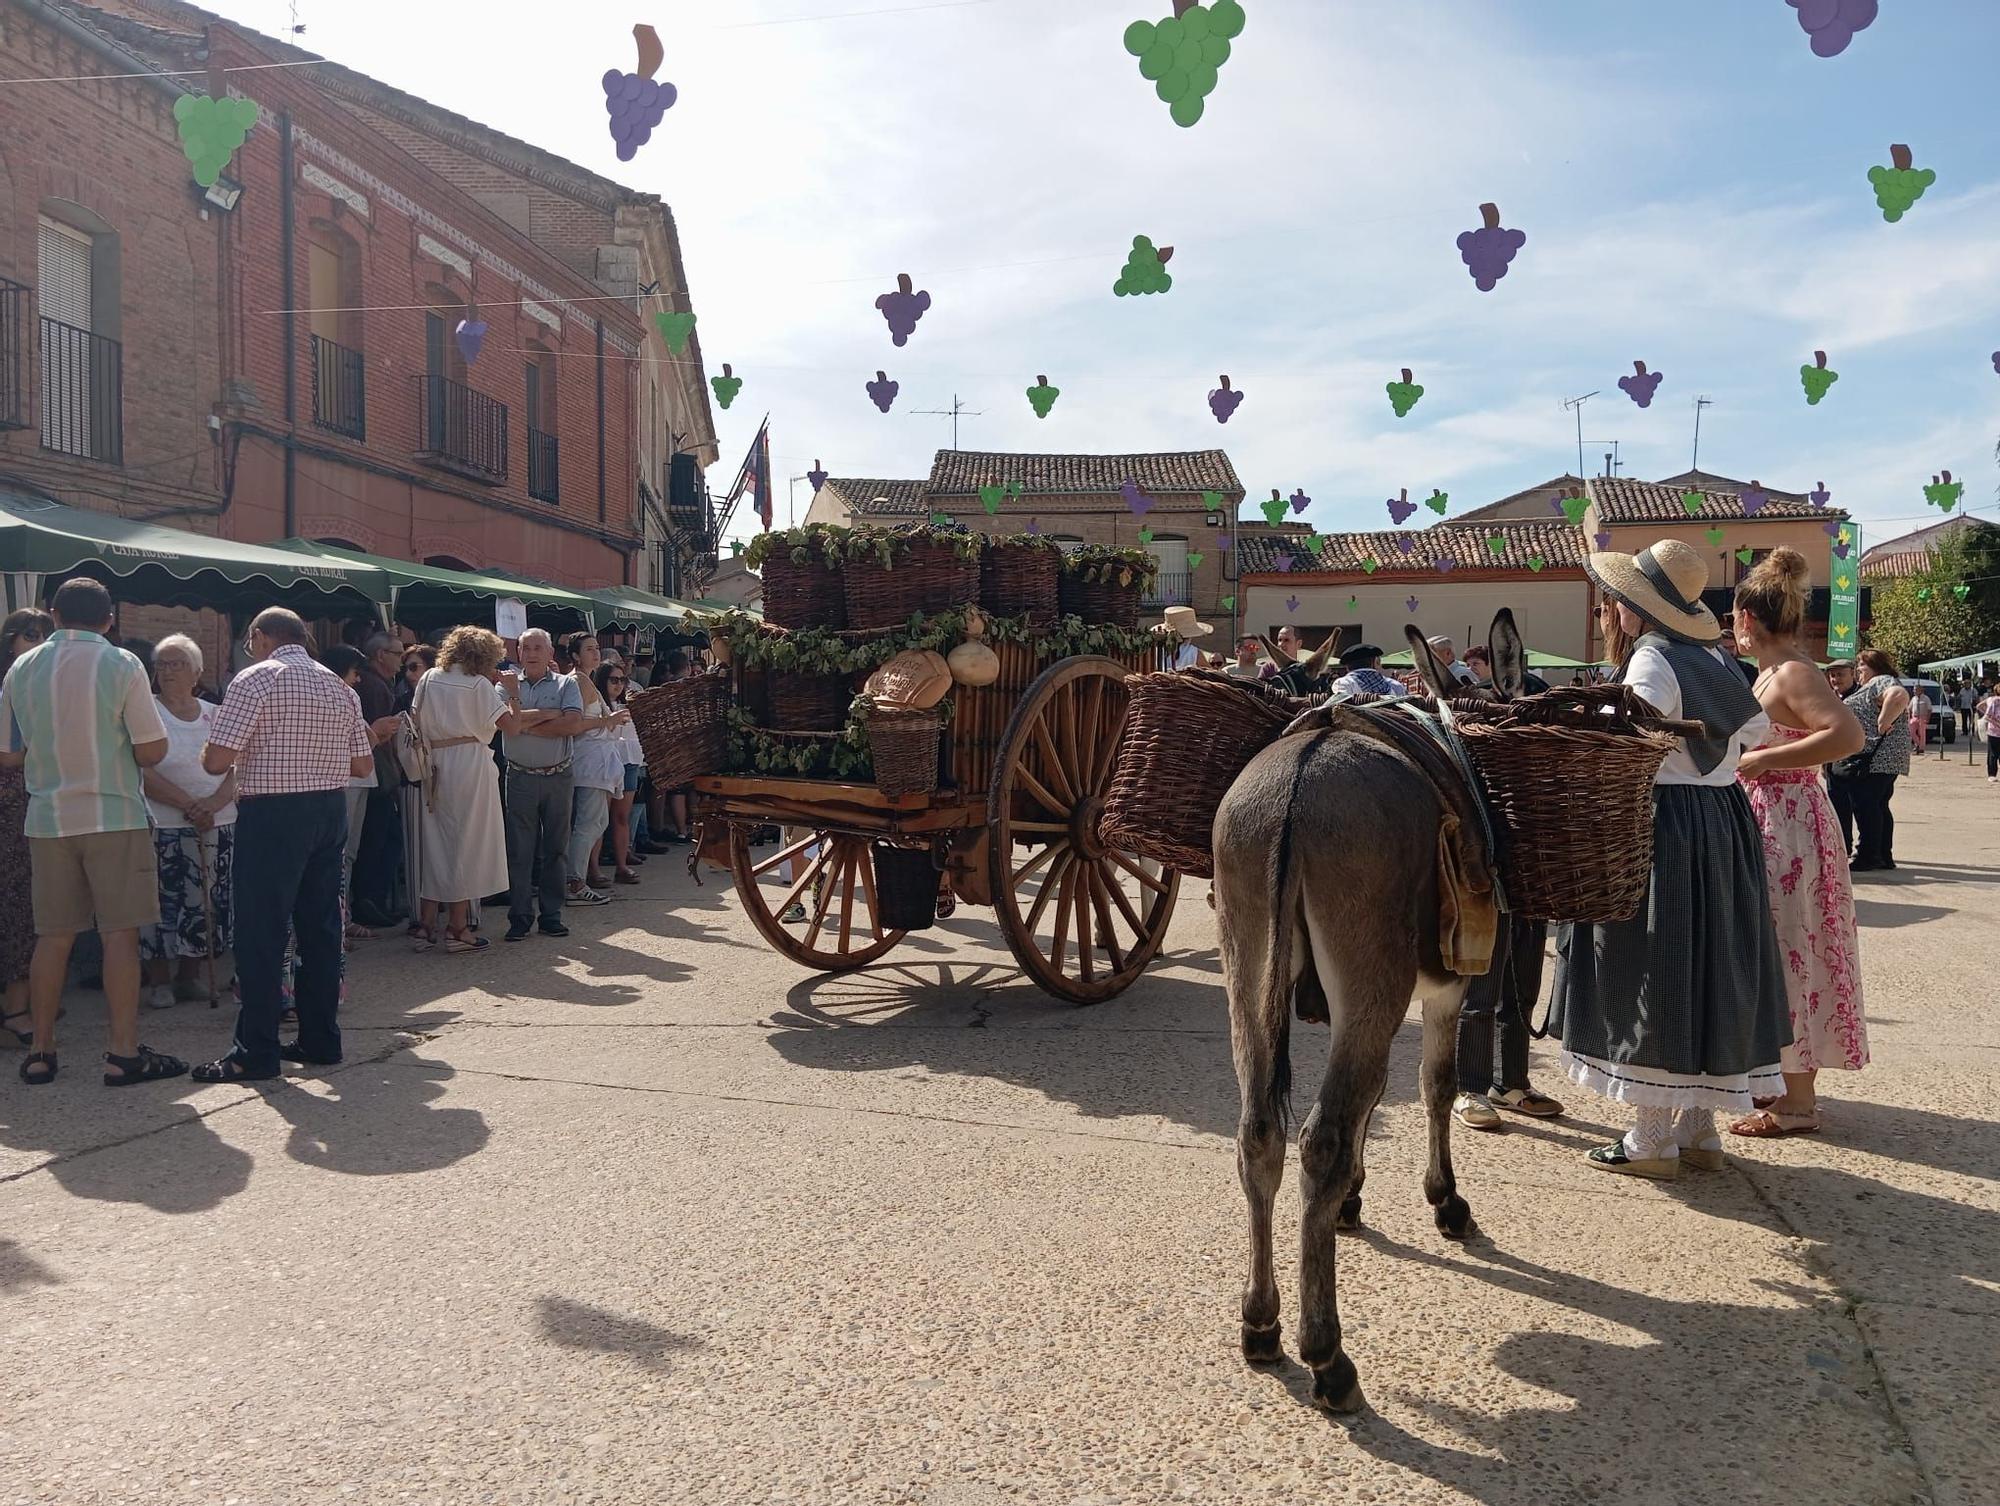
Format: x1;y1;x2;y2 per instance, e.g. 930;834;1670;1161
1548;537;1792;1180
1157;605;1213;671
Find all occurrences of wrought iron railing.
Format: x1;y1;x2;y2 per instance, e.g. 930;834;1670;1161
1142;570;1193;609
38;316;121;463
527;426;559;503
310;334;365;440
0;279;27;430
414;373;506;482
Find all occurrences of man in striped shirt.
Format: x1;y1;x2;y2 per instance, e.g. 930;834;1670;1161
0;577;187;1087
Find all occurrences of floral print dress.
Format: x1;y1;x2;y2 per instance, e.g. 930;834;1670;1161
1739;723;1869;1073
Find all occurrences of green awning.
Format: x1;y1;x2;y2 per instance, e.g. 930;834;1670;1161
1;493;388;612
589;584;703;630
274;541;603;629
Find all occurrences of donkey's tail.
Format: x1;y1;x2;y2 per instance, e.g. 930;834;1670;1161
1259;731;1328;1135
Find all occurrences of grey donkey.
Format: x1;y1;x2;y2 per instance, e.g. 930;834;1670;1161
1212;609;1526;1414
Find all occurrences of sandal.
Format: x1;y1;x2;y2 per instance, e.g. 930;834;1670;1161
1585;1138;1679;1181
191;1055;280;1084
410;926;437;953
19;1051;56;1086
1728;1108;1821;1138
2;1009;32;1047
614;869;641;885
103;1046;189;1087
1489;1087;1564;1119
443;932;489;954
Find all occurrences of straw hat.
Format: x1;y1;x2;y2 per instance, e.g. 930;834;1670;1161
1586;536;1721;643
1158;605;1214;640
866;649;952;709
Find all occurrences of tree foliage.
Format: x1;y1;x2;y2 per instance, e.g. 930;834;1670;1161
1867;521;2000;673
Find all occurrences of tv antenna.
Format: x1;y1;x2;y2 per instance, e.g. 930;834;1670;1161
1561;391;1598;482
1690;394;1714;472
912;393;984;450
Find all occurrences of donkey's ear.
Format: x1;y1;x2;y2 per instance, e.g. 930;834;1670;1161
1488;608;1527;699
1300;631;1338;681
1404;625;1458;699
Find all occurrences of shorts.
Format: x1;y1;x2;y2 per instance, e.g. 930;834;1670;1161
30;828;162;936
623;762;643;794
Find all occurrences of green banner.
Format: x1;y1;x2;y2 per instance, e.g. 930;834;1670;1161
1827;522;1861;659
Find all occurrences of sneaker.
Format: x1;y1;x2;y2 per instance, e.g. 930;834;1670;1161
566;884;611;907
780;903;807;924
1453;1092;1502;1132
504;922;534;943
145;984;178;1012
538;919;571;938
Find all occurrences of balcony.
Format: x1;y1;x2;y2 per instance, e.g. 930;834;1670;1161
311;334;366;440
527;426;559;503
414;373;507;483
0;279;26;430
39;316;122;463
1142;570;1193;609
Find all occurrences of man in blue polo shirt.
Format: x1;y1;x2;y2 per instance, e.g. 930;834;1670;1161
499;627;588;940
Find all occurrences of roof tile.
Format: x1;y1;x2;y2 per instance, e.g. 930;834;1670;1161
1588;476;1840;524
818;478;929;516
1237;520;1586;575
925;449;1242;498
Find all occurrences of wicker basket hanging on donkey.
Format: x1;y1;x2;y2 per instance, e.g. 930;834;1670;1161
628;670;732;789
1100;672;1306;879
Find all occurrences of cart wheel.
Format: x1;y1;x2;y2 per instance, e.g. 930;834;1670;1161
988;655;1179;1003
728;823;905;971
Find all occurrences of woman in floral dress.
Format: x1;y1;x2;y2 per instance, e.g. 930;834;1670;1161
1730;548;1870;1137
0;608;53;1045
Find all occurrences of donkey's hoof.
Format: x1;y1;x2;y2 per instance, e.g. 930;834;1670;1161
1336;1194;1364;1232
1434;1193;1475;1241
1311;1354;1365;1415
1241;1320;1284;1365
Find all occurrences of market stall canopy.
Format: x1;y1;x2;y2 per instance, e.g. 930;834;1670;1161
589;584;704;632
1918;648;2000;674
275;541;603;632
1;493;388;614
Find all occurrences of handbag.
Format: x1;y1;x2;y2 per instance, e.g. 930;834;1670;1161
394;675;433;786
1831;686;1879;779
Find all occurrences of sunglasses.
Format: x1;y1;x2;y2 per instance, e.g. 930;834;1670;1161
607;675;628;685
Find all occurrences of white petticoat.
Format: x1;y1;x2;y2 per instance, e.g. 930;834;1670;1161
1562;1049;1784;1113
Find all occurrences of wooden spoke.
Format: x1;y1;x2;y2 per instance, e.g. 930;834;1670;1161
1090;698;1126;795
750;831;822;879
1077;675;1105;789
1050;860;1076;975
1025;847;1074;935
1008;819;1069;834
1018;765;1071;821
802;843;842;952
1101;860;1148;938
1074;862;1093;985
855;845;886;942
837;843;856;952
776;843;835;918
729;824;904;972
1086;865;1127;972
1011;837;1068;888
1109;849;1169;895
1031;717;1077;808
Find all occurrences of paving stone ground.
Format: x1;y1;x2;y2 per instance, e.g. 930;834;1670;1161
2;748;1995;1505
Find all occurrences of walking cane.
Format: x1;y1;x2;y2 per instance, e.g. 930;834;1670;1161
193;827;220;1009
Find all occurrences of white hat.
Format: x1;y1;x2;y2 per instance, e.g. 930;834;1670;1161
1158;605;1214;640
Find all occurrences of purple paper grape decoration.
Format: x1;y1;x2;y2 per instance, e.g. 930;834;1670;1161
1618;360;1663;409
1991;352;2000;376
808;459;827;493
1406;596;1421;614
1822;519;1843;537
1397;536;1415;555
1273;552;1294;573
876;273;931;347
1208;374;1244;424
454;316;488;366
1289;488;1310;516
1122;479;1154;517
603;25;677;163
1594;531;1613;550
1457;202;1525;292
1809;481;1831;508
1833;539;1851;559
1285;595;1300;613
1788;0;1877;57
1217;532;1232;552
1025;518;1041;536
866;370;899;413
1740;480;1769;516
1387;489;1416;526
1436;557;1456;574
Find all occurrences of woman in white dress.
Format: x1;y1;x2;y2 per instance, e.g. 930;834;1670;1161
414;627;555;954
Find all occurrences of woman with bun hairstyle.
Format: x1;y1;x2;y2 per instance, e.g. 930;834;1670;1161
1729;548;1869;1138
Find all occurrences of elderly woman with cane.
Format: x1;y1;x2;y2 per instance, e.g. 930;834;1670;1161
140;633;236;1010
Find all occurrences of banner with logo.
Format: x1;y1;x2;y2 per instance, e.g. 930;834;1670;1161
1826;523;1860;660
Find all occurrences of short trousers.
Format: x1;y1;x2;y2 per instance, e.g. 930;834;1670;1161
623;762;643;794
29;828;162;936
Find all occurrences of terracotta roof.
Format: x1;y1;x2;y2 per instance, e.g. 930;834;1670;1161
1860;551;1934;581
1453;475;1587;523
1587;476;1840;524
818;478;929;516
1654;469;1807;503
925;449;1242;498
1860;513;1979;571
1236;520;1586;576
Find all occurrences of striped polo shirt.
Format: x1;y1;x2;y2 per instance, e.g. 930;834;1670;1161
0;629;168;838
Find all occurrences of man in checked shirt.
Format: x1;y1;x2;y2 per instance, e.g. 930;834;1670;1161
192;608;377;1083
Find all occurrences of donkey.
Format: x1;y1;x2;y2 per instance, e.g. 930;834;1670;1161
1211;609;1526;1415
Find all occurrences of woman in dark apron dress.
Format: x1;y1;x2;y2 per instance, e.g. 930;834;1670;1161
1550;537;1792;1179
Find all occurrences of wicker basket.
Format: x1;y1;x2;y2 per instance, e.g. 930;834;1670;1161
760;548;845;631
1454;686;1676;923
1100;672;1306;878
980;544;1060;623
843;540;980;630
872;844;938;931
766;672;853;732
867;706;943;798
1059;568;1145;629
628;672;732;789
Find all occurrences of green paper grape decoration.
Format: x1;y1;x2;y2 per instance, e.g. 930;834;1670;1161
1681;490;1706;516
1705;526;1725;546
1220;595;1236;611
1867;144;1935;223
1801;350;1839;406
1123;0;1245;129
1026;375;1060;419
1386;368;1423;418
174;93;259;189
1114;235;1174;297
1186;550;1204;569
1735;547;1755;566
710;363;742;410
653;310;697;356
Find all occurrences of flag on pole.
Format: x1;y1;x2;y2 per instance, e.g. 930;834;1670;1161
722;415;774;533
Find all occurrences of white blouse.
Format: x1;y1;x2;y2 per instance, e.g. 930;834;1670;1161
145;699;237;829
1624;643;1769;786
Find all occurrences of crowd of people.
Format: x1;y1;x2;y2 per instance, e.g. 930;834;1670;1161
0;579;699;1087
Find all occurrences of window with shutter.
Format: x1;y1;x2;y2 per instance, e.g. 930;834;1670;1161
37;218;92;330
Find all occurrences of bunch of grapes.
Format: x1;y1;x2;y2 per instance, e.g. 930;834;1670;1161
1618;361;1663;408
1559;495;1589;524
866;371;899;413
1259;490;1288;525
1436;558;1457;575
1868;145;1934;222
1456;203;1526;292
1801;351;1839;405
1289;488;1311;515
711;364;742;410
1924;471;1964;512
1121;479;1155;517
1386;491;1416;526
1026;376;1060;418
1123;0;1246;129
1681;491;1707;515
876;274;931;347
1426;489;1450;516
1113;236;1174;296
1789;0;1877;58
1809;482;1832;508
1386;369;1424;417
1208;374;1243;423
653;310;697;356
1740;481;1769;515
603;25;675;163
808;461;827;493
173;94;259;189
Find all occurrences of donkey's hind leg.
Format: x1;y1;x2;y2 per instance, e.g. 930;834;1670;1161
1237;1083;1287;1364
1421;985;1476;1240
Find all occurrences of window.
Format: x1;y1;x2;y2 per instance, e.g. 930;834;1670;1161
308;229;364;439
1143;533;1190;607
526;352;558;503
415;307;507;482
37;215;121;462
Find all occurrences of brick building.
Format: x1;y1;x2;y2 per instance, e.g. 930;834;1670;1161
0;0;714;625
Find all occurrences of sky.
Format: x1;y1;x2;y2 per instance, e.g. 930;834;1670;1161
202;0;2000;552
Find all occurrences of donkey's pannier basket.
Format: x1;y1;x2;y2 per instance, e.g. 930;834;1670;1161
630;671;733;790
1100;671;1304;879
872;843;939;931
843;540;979;630
1454;685;1677;924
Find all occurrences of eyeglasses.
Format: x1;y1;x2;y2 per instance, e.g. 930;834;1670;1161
606;675;628;686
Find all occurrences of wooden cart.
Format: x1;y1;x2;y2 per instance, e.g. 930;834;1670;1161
694;644;1180;1003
